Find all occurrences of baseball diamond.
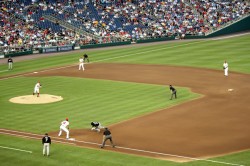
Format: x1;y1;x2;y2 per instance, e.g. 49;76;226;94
1;0;250;164
28;63;250;160
0;34;250;166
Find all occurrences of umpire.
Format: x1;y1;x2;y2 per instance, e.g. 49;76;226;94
169;85;177;100
100;128;115;148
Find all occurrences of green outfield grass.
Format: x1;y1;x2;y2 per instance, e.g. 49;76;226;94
0;76;199;133
0;34;250;77
1;135;249;166
1;34;250;165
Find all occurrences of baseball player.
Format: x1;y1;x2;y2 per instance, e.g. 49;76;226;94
58;118;70;139
79;56;84;71
7;56;13;70
91;122;104;132
83;53;89;63
223;60;229;76
169;85;177;100
100;128;115;148
33;81;42;97
42;133;51;157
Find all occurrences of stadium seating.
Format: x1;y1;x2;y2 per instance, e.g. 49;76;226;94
0;0;249;52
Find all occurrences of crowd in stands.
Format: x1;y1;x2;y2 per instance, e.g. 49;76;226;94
188;0;249;29
0;0;249;54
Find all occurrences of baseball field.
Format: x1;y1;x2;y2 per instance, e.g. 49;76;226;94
0;33;250;166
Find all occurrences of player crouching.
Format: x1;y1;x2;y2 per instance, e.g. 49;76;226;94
91;122;104;132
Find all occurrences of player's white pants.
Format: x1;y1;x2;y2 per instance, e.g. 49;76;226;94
79;63;84;70
58;126;69;139
8;63;13;70
34;88;40;94
224;68;228;76
43;143;50;156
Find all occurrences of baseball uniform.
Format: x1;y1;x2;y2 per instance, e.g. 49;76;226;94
91;122;104;132
7;57;13;70
58;118;69;139
223;61;228;76
79;56;84;71
101;128;115;148
42;133;51;156
33;81;42;97
169;85;177;100
84;54;89;63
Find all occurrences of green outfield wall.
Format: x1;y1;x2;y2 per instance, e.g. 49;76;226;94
80;41;131;49
4;50;33;58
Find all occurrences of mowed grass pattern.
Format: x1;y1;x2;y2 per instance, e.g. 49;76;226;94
0;76;198;133
1;135;249;166
0;34;250;165
0;34;249;77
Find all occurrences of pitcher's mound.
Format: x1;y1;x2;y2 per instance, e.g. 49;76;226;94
9;94;63;104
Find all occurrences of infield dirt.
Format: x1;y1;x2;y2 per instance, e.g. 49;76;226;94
24;63;250;161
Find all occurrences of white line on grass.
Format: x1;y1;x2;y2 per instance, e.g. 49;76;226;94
0;131;75;145
0;70;9;73
0;129;245;166
0;40;205;81
0;145;32;153
1;32;249;81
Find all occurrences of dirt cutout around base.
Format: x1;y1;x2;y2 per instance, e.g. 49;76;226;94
9;94;63;104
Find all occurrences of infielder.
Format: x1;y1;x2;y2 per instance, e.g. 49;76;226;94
33;81;42;97
42;133;51;156
223;60;228;76
91;122;104;132
79;56;84;71
58;118;70;139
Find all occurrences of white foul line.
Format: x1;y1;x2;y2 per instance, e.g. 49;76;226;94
0;129;245;166
0;131;75;145
0;32;249;77
1;32;250;80
0;145;32;153
0;40;206;80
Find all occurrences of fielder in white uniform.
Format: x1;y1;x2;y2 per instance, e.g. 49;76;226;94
223;60;229;76
58;118;70;139
33;81;42;97
79;56;84;71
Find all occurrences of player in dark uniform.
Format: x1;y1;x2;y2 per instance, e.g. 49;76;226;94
83;53;89;63
100;128;115;148
42;133;51;156
91;122;104;132
7;56;13;70
169;85;177;100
